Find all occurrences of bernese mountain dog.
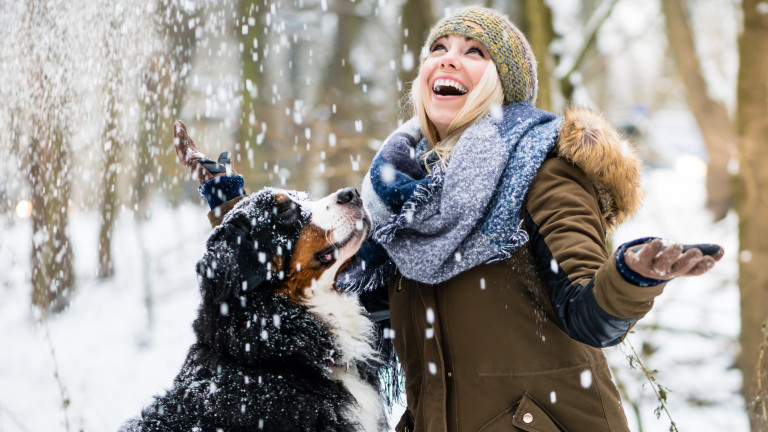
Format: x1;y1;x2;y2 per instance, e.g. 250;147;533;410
120;187;387;431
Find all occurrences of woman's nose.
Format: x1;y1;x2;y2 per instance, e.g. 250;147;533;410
440;48;460;69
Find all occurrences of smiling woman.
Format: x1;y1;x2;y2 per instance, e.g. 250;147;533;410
349;6;723;432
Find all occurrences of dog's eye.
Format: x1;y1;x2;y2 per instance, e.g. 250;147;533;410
317;251;336;265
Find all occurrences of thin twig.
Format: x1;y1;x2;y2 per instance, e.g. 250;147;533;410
42;319;71;432
635;323;736;342
556;0;622;80
0;399;32;432
624;337;679;432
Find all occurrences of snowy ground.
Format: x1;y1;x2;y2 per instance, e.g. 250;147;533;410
0;162;746;431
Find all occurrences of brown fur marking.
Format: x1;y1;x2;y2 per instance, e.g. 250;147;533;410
277;224;333;303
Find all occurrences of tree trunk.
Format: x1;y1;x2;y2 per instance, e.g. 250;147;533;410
238;0;270;190
98;96;121;279
134;0;198;218
522;0;555;111
98;17;126;279
661;0;735;221
314;3;369;193
752;319;768;430
29;125;75;315
735;1;768;429
398;0;433;107
24;1;75;316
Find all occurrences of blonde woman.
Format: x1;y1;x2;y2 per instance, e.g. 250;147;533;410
354;7;722;432
179;6;722;432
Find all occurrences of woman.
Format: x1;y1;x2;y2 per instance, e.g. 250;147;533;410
177;7;722;431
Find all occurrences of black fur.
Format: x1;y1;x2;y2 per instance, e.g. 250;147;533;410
121;190;361;432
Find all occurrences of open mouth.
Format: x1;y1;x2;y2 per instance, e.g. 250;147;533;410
432;79;468;96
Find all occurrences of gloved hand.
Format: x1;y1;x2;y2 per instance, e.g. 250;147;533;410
173;120;236;184
624;239;724;280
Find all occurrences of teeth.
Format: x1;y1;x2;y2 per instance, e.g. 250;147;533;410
432;79;468;94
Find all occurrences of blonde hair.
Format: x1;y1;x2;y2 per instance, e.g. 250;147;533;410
411;61;505;171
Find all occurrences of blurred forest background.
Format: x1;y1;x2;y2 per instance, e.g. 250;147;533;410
1;0;767;430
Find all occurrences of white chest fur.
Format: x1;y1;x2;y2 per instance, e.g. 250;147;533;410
305;273;386;432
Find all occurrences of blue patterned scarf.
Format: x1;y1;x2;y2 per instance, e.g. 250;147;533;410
340;102;561;291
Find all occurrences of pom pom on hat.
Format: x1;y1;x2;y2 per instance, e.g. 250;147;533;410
422;6;538;105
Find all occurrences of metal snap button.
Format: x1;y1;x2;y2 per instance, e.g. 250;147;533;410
523;412;533;424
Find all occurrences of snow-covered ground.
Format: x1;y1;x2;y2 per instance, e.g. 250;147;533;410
0;149;746;430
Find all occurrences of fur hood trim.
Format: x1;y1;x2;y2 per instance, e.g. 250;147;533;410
555;107;643;229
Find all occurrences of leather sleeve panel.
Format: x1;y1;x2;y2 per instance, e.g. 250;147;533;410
525;158;664;345
207;196;246;228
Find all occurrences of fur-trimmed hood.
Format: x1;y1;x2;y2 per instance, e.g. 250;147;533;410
555;107;643;229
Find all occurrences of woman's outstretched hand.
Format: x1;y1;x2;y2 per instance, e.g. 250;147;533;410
624;239;724;280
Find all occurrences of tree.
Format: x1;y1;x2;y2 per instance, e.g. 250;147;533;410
398;0;434;107
735;2;768;429
661;0;735;222
520;0;555;111
661;1;768;429
97;7;130;279
22;0;77;315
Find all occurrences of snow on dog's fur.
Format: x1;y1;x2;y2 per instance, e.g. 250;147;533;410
120;187;387;432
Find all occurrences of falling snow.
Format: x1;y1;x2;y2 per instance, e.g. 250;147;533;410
0;0;748;431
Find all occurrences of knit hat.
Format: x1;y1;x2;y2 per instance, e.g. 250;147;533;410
422;6;538;105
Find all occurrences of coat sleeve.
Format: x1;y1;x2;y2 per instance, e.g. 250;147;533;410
198;175;248;228
524;157;666;347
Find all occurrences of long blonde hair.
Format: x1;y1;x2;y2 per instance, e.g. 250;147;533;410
411;60;504;170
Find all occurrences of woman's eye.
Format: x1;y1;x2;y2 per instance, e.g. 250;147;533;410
467;47;485;57
431;43;447;53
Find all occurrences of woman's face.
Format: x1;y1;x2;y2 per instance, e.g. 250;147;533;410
419;34;492;140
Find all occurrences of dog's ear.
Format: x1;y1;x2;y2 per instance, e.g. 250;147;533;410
196;211;268;315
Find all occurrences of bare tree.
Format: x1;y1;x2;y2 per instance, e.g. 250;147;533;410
134;0;199;218
238;0;271;191
735;2;768;429
97;10;129;279
520;0;555;111
661;1;768;428
661;0;735;222
398;0;434;107
22;1;76;315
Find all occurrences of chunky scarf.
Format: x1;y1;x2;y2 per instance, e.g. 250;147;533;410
358;102;561;286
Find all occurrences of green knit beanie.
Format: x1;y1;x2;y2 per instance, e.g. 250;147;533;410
422;6;538;105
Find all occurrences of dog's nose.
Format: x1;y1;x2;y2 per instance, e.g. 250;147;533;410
336;187;361;205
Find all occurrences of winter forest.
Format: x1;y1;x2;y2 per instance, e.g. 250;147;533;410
0;0;767;430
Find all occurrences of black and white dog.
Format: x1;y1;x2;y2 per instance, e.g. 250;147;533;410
121;187;387;431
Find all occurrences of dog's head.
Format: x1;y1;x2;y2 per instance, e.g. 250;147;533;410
193;187;370;362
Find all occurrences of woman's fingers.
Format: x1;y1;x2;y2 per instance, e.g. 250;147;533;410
651;243;683;277
635;239;664;264
683;256;717;276
669;248;703;275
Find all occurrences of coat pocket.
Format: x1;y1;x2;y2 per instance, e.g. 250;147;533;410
478;393;567;432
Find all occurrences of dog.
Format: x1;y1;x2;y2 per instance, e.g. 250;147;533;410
120;186;387;431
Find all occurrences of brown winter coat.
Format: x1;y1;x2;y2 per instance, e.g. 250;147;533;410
388;108;661;432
